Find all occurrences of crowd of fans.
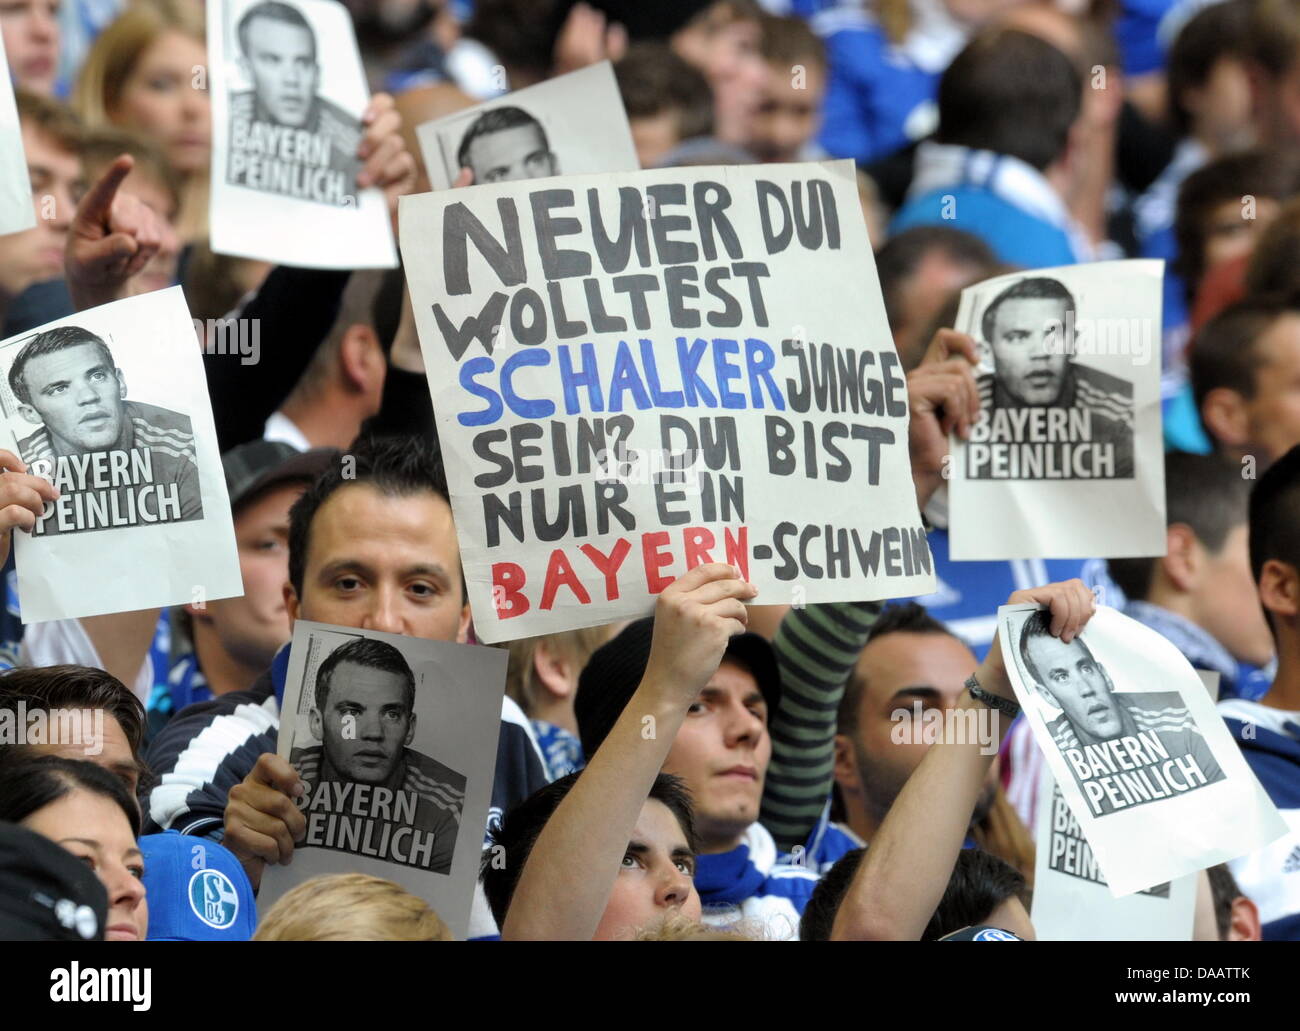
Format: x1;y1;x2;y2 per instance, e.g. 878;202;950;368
0;0;1297;943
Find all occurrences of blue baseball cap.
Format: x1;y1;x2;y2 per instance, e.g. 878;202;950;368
140;831;257;941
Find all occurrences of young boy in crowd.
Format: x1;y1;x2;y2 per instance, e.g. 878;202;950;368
1190;293;1300;467
499;627;618;780
614;43;714;168
747;13;827;163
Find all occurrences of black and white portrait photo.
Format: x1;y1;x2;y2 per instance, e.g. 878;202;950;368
0;288;242;625
289;636;466;875
264;620;508;938
457;106;558;184
948;260;1167;564
416;61;638;191
2;323;203;537
225;0;362;206
208;0;396;268
1017;609;1225;819
966;275;1136;481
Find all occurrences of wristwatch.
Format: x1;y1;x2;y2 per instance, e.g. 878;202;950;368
965;673;1021;718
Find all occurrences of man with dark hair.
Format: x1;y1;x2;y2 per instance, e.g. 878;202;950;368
265;269;390;452
800;846;1030;941
831;580;1092;940
5;324;202;535
1190;293;1300;466
876;227;999;371
891;29;1090;268
482;770;699;937
495;562;763;940
289;636;465;874
144;433;546;932
1220;442;1300;938
0;664;147;796
455;105;558;184
747;14;827;164
1019;609;1223;818
1108;451;1273;700
228;0;362;204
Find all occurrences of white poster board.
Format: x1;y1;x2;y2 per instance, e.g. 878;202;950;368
208;0;397;268
399;159;935;642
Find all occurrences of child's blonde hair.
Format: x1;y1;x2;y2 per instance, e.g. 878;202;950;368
253;873;454;941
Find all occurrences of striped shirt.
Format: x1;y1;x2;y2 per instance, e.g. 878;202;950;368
761;601;883;852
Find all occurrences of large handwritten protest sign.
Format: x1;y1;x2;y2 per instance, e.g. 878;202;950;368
207;0;396;268
1000;603;1285;896
0;288;241;623
949;260;1165;561
258;620;506;940
399;160;934;641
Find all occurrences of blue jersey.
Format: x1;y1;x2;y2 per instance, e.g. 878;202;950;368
695;822;820;940
893;186;1080;269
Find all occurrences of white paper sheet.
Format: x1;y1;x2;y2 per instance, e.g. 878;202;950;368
1031;772;1197;940
258;620;507;940
0;23;35;238
207;0;397;268
949;261;1166;560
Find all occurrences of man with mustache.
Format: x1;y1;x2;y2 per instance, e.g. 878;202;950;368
978;276;1135;478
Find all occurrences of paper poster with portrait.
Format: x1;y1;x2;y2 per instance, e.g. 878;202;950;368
948;260;1166;560
259;620;506;940
999;602;1285;896
415;61;639;191
0;24;34;238
207;0;397;268
1031;770;1197;940
0;287;241;623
